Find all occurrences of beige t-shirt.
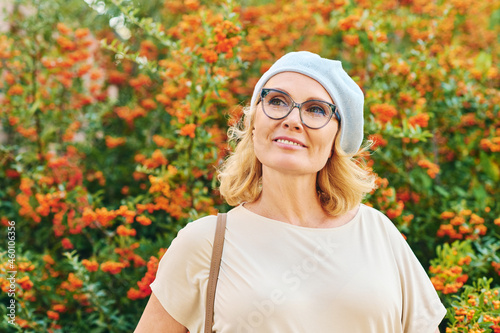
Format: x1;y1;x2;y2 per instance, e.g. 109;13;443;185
150;204;446;332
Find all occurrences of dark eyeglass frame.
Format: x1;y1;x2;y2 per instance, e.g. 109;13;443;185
259;88;340;129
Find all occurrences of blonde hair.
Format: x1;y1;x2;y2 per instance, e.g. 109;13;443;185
218;105;377;216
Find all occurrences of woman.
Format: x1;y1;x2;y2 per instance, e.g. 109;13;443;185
135;51;446;332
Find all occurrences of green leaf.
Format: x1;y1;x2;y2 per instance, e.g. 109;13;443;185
435;185;450;198
479;151;499;181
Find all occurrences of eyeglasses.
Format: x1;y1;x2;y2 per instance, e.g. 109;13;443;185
259;88;340;129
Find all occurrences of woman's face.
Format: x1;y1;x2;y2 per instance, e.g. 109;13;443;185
252;72;339;177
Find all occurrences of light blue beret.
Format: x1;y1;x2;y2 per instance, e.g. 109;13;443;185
250;51;364;155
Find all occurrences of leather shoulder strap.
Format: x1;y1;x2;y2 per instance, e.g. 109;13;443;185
204;213;227;333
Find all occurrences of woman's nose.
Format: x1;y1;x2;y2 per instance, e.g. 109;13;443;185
281;106;303;130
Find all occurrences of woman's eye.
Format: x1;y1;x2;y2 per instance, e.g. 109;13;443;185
307;105;327;116
269;97;287;107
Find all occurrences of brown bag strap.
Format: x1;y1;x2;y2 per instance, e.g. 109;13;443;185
204;213;227;333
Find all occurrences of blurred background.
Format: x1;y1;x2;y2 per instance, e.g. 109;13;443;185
0;0;499;331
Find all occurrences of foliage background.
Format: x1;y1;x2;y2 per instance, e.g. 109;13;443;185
0;0;499;331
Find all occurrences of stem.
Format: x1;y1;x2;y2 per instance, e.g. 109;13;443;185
186;65;212;207
432;128;441;185
34;110;44;160
58;87;68;150
395;95;411;175
31;40;44;162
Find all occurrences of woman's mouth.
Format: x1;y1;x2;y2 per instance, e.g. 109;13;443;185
273;137;306;147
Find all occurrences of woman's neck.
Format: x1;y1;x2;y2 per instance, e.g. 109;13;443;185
245;168;329;227
244;167;360;228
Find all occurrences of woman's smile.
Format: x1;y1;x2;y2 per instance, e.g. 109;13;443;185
273;136;307;148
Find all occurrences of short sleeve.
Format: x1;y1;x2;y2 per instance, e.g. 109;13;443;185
387;222;447;333
150;215;217;332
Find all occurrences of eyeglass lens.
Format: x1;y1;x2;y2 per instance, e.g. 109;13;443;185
261;89;335;129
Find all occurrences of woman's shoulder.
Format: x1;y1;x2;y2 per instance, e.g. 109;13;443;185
358;204;406;239
175;214;218;243
174;206;246;243
157;215;219;268
162;215;219;257
358;204;421;266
